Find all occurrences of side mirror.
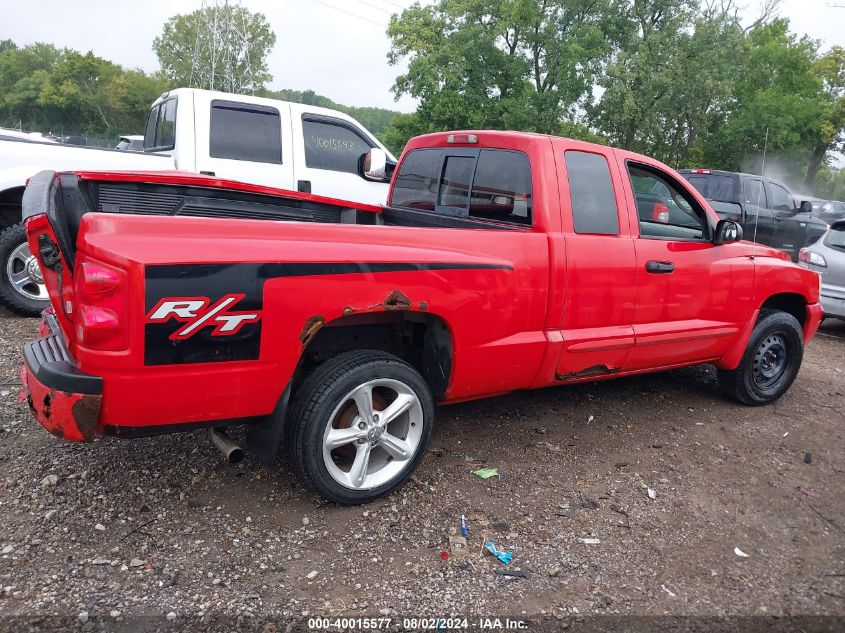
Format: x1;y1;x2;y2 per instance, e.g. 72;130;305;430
360;148;389;182
799;200;813;214
714;219;743;245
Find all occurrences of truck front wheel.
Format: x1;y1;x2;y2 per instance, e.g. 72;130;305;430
288;351;434;504
0;223;50;316
717;309;804;405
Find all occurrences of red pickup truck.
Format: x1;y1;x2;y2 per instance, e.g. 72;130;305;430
20;131;823;504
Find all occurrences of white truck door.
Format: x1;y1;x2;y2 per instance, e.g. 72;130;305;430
292;111;390;205
194;96;294;190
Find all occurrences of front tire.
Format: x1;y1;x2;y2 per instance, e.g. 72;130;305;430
287;350;434;505
0;223;50;316
718;309;804;405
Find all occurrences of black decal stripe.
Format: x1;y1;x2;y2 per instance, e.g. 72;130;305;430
146;261;512;281
144;261;511;366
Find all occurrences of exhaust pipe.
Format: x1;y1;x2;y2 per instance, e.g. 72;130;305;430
210;429;244;464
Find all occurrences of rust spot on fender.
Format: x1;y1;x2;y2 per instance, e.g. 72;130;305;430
418;301;429;311
342;306;356;316
381;290;412;311
72;395;102;442
299;315;325;346
42;392;53;419
556;365;619;381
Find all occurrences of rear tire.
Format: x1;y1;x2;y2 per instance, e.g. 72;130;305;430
287;350;434;505
718;309;804;405
0;223;49;316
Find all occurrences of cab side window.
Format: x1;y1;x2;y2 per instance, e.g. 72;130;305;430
628;164;708;241
564;151;619;235
302;116;374;174
210;100;282;164
766;182;794;211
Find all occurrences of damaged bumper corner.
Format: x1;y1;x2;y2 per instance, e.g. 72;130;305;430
20;323;103;442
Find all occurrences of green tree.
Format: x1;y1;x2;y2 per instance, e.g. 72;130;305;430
588;0;756;168
0;42;63;130
387;0;621;136
698;19;825;175
0;41;171;139
153;4;276;94
37;51;122;131
103;70;172;133
804;46;845;188
591;0;700;156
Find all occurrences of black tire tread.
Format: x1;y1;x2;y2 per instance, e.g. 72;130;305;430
718;309;803;406
287;350;432;504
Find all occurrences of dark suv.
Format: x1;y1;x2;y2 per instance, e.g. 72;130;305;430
679;169;828;261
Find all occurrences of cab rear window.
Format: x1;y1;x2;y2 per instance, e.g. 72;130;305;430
390;148;532;225
144;98;177;151
685;174;735;202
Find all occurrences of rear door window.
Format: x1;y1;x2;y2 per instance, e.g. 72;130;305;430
744;178;766;206
564;151;619;235
302;116;374;174
210;100;282;164
390;148;533;225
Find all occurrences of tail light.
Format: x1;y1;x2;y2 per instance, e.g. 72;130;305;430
799;248;826;268
651;202;670;223
74;257;128;350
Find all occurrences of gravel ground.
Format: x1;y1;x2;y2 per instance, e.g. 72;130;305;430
0;308;843;631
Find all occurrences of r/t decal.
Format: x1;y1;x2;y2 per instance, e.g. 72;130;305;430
145;294;261;340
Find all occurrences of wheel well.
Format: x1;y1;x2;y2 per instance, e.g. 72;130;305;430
760;293;806;327
0;187;24;229
293;312;453;401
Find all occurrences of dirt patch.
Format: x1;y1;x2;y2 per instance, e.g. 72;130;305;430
0;307;843;625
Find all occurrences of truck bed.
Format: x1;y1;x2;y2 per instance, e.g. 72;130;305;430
23;170;382;268
0;137;174;193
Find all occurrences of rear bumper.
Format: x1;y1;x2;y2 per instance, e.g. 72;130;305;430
20;314;103;442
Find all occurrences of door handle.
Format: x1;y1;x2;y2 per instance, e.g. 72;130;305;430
199;170;215;176
645;260;675;274
297;180;312;194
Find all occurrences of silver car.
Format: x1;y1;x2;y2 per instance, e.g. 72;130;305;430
800;219;845;320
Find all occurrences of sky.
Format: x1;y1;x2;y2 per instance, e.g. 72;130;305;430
1;0;843;114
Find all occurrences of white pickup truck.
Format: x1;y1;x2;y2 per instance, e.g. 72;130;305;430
0;88;396;315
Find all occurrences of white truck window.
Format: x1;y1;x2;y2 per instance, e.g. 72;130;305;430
210;100;282;164
144;98;177;151
302;116;373;174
